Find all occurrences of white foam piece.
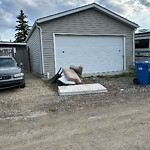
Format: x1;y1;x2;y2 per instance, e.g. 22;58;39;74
58;83;107;96
58;76;76;85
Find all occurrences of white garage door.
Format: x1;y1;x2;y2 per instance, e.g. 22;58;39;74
54;34;124;74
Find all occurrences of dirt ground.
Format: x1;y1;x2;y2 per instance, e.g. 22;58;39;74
0;73;150;150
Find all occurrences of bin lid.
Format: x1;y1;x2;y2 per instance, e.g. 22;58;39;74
135;61;150;65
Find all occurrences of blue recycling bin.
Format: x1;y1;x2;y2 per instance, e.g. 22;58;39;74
135;61;150;85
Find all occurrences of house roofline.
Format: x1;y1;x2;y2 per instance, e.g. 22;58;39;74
135;32;150;38
0;41;26;46
36;3;139;28
135;32;150;35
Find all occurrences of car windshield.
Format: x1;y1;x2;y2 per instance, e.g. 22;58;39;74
0;58;17;68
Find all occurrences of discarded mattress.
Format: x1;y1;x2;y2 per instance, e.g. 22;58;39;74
63;68;82;84
58;83;107;96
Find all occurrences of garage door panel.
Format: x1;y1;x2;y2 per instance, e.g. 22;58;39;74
55;35;124;74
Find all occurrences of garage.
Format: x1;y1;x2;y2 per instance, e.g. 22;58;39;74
54;34;125;75
26;3;139;78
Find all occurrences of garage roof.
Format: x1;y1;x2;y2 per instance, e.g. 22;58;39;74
26;3;139;42
36;3;139;28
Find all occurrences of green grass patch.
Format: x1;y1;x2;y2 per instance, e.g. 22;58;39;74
95;66;136;79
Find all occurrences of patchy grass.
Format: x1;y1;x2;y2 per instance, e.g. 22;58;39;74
86;66;136;80
109;71;135;78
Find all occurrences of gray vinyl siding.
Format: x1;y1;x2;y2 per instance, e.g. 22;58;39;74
27;28;42;75
40;8;134;77
40;8;135;77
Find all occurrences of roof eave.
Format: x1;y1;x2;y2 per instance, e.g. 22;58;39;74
25;22;37;42
94;4;139;28
0;42;26;46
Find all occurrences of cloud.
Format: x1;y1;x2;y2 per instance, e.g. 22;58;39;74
0;8;14;28
0;28;15;41
138;0;150;7
96;0;150;29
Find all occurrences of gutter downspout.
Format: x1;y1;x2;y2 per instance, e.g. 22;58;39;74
36;23;45;75
123;35;126;71
133;29;136;65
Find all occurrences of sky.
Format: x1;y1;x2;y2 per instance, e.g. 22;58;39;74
0;0;150;41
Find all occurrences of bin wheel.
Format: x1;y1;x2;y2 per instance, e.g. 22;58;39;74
133;78;139;85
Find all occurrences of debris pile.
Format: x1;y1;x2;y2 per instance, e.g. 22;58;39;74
50;65;83;85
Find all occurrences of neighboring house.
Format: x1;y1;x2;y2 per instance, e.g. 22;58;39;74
135;32;150;61
0;41;30;71
26;3;139;78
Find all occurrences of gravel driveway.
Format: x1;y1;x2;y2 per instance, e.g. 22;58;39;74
0;73;150;149
0;73;56;118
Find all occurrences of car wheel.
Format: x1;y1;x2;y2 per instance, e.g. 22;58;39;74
20;83;25;88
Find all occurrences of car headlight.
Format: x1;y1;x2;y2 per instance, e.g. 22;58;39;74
13;73;24;78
